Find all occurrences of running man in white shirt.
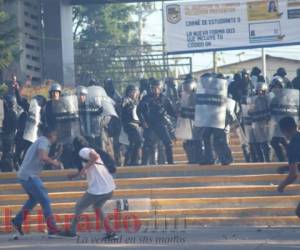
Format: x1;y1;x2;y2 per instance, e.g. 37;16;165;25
61;136;118;240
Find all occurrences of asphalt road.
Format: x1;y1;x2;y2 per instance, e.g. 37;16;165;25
1;227;300;250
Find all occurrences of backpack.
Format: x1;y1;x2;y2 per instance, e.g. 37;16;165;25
79;148;117;175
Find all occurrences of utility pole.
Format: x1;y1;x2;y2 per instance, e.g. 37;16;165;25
261;48;267;79
213;51;218;73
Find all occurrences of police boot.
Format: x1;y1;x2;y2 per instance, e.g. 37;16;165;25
142;144;154;165
271;137;286;162
213;131;233;165
255;143;265;162
249;143;259;162
157;142;166;164
0;158;14;172
202;137;215;164
165;143;174;165
183;140;194;164
261;142;271;162
193;140;204;164
124;148;131;167
242;144;251;162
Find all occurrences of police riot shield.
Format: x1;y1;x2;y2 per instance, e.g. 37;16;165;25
241;99;255;143
85;87;102;137
87;86;118;118
270;89;299;138
226;97;237;122
0;99;3;128
249;95;271;143
102;96;118;118
195;77;228;129
85;86;118;137
23;99;41;143
119;127;130;145
52;95;80;144
175;91;194;140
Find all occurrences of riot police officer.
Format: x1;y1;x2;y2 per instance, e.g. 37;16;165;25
269;76;298;162
292;68;300;90
121;85;142;166
137;79;176;165
194;73;233;165
0;94;18;171
13;82;46;167
176;78;200;164
249;81;271;162
12;81;30;168
139;78;150;100
274;67;292;88
103;78;122;166
103;78;122;107
42;82;62;129
164;77;179;110
76;86;89;138
77;86;88;105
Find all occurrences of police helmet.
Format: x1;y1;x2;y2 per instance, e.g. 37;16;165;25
150;79;162;88
183;78;196;91
76;86;88;96
49;82;62;93
276;67;287;77
241;69;250;77
200;73;214;88
125;85;139;96
251;67;261;76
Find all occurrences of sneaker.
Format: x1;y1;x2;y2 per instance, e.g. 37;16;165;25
58;230;77;239
102;232;119;241
11;218;24;236
48;231;64;239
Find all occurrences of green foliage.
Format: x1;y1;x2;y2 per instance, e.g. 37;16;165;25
0;0;18;70
0;83;8;98
73;3;158;87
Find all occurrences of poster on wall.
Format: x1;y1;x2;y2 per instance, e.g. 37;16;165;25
164;0;300;54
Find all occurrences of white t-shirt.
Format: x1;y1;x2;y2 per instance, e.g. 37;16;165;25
79;147;116;195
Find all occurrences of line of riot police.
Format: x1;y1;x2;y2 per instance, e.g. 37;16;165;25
1;66;300;171
228;67;300;163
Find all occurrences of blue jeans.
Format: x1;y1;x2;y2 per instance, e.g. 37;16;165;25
14;176;58;233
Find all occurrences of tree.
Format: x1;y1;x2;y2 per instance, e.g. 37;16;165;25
0;0;18;71
73;3;160;88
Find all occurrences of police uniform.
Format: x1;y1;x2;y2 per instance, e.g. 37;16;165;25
121;85;142;166
1;95;18;171
137;81;176;165
104;78;122;166
194;74;233;165
176;79;200;164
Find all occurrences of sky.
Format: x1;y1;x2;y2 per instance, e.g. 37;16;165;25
141;1;300;74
